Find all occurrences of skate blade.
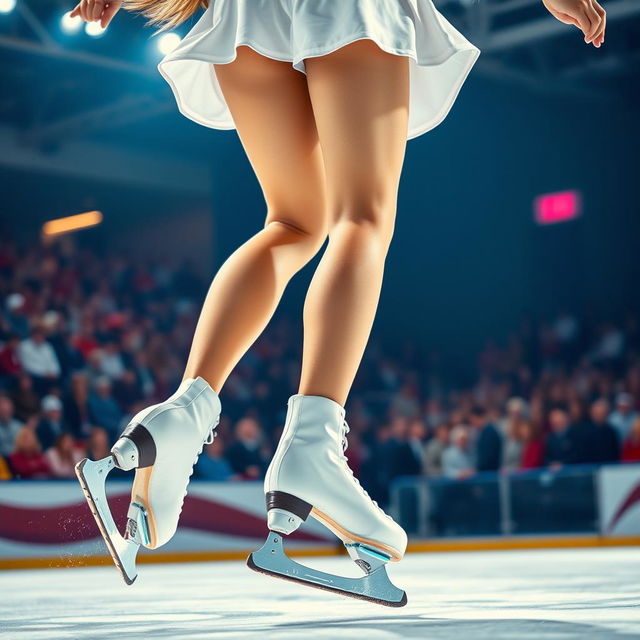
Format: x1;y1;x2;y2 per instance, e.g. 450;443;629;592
247;533;407;608
75;457;139;585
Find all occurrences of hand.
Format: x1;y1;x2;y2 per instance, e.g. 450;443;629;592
542;0;606;47
70;0;122;28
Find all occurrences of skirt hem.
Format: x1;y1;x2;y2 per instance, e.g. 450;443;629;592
159;35;479;139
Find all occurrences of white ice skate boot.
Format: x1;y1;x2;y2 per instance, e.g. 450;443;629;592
248;394;408;607
76;376;221;584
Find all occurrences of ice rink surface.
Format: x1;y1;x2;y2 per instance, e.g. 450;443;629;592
1;547;639;639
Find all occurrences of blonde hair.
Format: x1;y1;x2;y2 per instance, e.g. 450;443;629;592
124;0;208;29
15;428;40;455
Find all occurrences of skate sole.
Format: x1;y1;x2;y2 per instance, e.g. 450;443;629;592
75;458;137;585
310;508;403;562
266;490;404;562
246;553;407;608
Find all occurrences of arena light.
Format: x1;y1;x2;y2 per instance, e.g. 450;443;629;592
534;190;582;226
0;0;17;14
157;32;181;55
42;211;103;236
85;20;106;37
61;10;83;34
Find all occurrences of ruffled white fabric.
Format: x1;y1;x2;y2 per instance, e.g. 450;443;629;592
159;0;480;140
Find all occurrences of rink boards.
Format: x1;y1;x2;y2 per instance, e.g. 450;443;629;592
0;480;335;569
0;464;639;570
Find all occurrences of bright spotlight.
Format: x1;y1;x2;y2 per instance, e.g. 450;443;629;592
0;0;17;14
157;32;181;55
61;10;83;34
85;20;106;37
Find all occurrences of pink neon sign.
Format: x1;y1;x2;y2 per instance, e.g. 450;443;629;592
534;190;582;225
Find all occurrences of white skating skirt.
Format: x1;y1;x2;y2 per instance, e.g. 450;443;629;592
159;0;480;140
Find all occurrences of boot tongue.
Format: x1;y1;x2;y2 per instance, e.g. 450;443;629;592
288;394;346;441
176;377;221;438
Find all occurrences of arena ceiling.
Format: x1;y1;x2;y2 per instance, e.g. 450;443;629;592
0;0;638;164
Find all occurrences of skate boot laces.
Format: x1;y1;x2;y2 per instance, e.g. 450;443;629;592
178;418;220;513
340;421;391;520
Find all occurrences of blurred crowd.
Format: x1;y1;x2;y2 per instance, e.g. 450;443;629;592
1;240;640;506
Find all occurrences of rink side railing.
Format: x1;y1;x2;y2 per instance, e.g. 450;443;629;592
389;462;640;544
0;463;639;571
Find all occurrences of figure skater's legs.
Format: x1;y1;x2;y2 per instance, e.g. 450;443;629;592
299;40;410;405
183;47;327;391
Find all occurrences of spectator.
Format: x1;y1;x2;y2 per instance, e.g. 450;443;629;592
88;377;124;439
386;416;413;480
10;373;41;423
499;397;529;433
621;417;640;462
195;438;235;481
36;395;69;451
100;339;126;380
424;399;447;431
391;417;424;477
9;427;51;479
42;311;81;377
589;398;620;464
45;432;84;478
86;427;111;461
64;372;92;441
225;417;267;479
502;416;524;472
72;319;100;360
0;334;22;378
4;293;29;338
423;422;450;477
0;394;23;457
442;425;474;479
562;396;599;464
391;383;420;418
17;327;61;393
609;392;637;444
359;423;393;506
112;369;143;413
545;406;574;468
519;420;544;469
408;419;427;472
470;406;502;472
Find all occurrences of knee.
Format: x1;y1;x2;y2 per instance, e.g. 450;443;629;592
264;215;327;256
329;200;396;250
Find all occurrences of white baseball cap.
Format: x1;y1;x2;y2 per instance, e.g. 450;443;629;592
42;395;63;412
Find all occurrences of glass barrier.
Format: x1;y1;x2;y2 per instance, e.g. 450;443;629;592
390;465;600;538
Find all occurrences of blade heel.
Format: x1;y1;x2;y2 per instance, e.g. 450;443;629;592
111;423;156;471
265;491;312;535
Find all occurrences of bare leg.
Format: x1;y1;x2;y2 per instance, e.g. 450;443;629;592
299;40;410;406
183;47;327;391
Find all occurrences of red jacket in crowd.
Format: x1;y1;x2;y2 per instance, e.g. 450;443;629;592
521;440;545;469
0;345;21;376
8;452;51;479
621;439;640;462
